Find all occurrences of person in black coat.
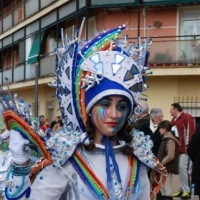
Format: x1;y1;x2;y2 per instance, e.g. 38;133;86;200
139;108;164;156
187;132;200;199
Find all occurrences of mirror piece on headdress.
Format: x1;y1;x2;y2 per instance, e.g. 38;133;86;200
115;54;125;64
112;64;121;75
75;127;80;132
130;64;140;75
124;71;135;81
137;82;143;92
65;67;70;80
67;103;73;115
129;83;140;93
94;62;103;74
90;53;100;63
67;121;74;130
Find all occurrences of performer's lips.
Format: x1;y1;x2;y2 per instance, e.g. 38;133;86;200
106;122;118;126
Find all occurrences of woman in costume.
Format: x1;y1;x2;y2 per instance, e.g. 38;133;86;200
2;22;167;200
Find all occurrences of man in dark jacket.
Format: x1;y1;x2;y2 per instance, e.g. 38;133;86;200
138;108;163;156
187;132;200;199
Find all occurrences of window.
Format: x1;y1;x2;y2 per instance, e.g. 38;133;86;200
3;47;12;70
88;18;95;40
13;0;24;25
179;8;200;63
180;8;200;39
178;97;200;131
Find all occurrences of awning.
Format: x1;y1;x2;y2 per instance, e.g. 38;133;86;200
27;31;45;64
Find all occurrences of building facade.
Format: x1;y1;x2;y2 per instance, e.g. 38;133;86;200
0;0;200;127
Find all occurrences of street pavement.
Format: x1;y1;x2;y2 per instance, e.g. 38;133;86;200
154;174;198;200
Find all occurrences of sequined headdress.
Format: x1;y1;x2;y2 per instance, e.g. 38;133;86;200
55;19;152;133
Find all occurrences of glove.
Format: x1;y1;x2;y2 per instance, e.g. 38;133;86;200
9;130;30;165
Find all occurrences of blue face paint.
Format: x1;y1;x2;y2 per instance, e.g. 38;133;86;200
99;106;106;120
91;96;129;139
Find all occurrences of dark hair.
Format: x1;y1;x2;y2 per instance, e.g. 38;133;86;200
58;120;63;127
171;103;182;112
158;120;172;132
39;115;44;119
158;120;179;138
84;118;134;155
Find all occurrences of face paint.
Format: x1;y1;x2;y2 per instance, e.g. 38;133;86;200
99;106;107;120
91;95;129;141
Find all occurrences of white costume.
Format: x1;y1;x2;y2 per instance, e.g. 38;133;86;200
1;21;166;200
6;144;150;200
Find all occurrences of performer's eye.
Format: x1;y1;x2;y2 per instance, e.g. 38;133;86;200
117;101;128;111
97;98;111;107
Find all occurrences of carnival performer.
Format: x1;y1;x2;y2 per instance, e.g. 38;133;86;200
2;22;166;200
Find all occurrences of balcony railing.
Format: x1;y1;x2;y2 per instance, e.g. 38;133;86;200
1;35;200;86
0;53;56;85
145;36;200;67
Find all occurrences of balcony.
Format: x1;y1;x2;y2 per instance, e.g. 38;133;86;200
147;36;200;68
1;35;200;86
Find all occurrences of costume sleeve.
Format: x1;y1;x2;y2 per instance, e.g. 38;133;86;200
5;164;69;200
138;164;150;200
5;173;31;200
30;164;69;199
162;140;175;165
187;133;199;162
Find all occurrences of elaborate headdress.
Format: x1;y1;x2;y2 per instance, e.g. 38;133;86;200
55;20;152;134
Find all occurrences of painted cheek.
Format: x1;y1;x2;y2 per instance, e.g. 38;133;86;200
112;110;127;133
99;107;107;120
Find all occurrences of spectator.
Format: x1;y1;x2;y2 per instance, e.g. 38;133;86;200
39;115;45;126
50;116;60;130
140;108;164;156
170;103;195;199
157;120;180;200
187;132;200;200
130;101;150;130
40;119;50;136
52;120;64;134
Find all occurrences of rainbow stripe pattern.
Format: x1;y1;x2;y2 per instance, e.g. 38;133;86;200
70;151;141;200
4;111;43;156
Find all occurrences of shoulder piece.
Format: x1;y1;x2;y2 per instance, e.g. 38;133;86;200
131;129;156;168
46;126;87;166
131;129;167;199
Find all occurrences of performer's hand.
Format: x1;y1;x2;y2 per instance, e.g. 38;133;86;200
9;130;30;165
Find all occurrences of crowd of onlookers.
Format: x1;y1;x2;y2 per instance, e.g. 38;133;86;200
39;115;64;137
130;102;199;200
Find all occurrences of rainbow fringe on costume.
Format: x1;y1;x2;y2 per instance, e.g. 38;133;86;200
70;151;141;200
